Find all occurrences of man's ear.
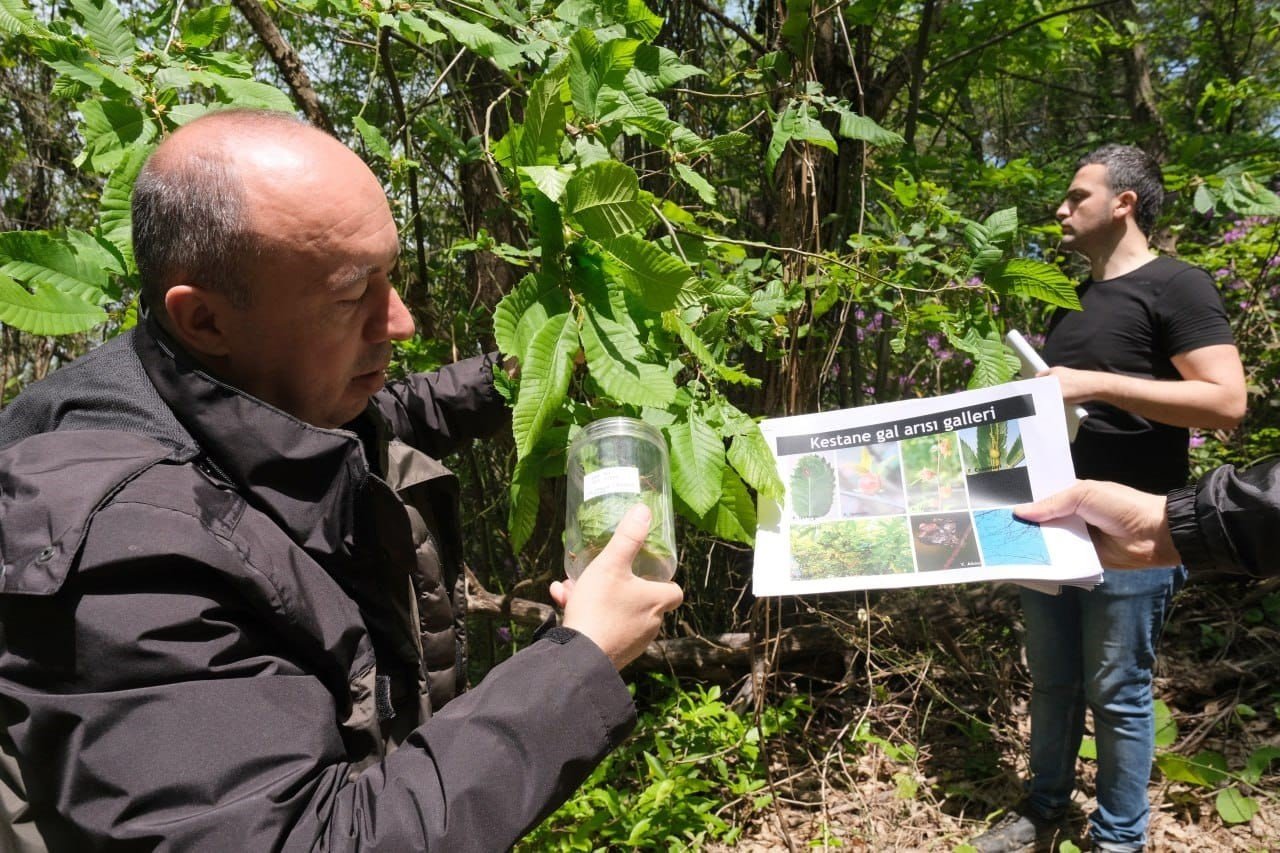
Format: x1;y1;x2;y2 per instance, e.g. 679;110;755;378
164;284;236;359
1113;189;1139;223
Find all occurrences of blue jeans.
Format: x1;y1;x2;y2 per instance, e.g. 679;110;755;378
1019;567;1186;850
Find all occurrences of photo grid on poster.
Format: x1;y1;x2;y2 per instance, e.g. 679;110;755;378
785;416;1049;583
754;378;1102;596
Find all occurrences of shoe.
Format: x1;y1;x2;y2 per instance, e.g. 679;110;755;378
969;804;1065;852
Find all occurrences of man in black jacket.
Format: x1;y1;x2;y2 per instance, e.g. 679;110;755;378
0;109;683;851
1015;461;1280;579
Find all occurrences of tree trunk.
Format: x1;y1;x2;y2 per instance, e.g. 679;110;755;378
230;0;332;132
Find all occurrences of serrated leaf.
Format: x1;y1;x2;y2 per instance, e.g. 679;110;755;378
693;132;750;157
519;166;573;202
70;0;135;65
0;0;44;35
601;0;662;40
181;4;231;48
568;30;639;121
1215;787;1259;825
75;98;155;173
632;43;703;90
768;100;838;173
206;73;295;112
0;274;107;335
419;7;525;69
988;259;1081;310
674;162;716;205
983;207;1018;242
580;305;676;407
353;116;394;162
564;160;654;240
665;413;724;515
493;273;568;363
680;276;749;310
728;425;784;502
166;102;214;126
0;230;113;305
954;329;1020;389
790;454;834;518
512;311;578;458
99;143;149;269
602;234;692;311
397;12;447;43
690;467;755;544
835;109;904;147
517;72;566;167
508;454;542;552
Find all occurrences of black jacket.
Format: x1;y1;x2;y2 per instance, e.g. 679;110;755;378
1167;459;1280;579
0;321;634;851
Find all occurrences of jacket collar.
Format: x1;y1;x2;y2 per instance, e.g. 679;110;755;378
135;314;372;559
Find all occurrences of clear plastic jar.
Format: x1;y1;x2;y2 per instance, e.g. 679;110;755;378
564;417;677;581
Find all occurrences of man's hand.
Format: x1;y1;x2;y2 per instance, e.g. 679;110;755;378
1038;366;1106;404
549;505;684;670
1014;480;1180;569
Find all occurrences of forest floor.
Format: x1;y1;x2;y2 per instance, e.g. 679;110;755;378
709;578;1280;852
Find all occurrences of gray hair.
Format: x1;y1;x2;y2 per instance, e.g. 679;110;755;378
132;108;309;313
1077;144;1165;237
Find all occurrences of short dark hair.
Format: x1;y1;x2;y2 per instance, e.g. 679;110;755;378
131;109;309;314
1077;144;1164;236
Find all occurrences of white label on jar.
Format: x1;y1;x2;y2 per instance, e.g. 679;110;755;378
583;466;642;501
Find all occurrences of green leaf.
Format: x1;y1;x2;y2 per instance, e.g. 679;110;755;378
692;132;751;157
564;161;655;240
953;329;1020;389
601;0;662;41
1192;184;1216;215
1154;698;1178;748
632;44;704;90
1078;737;1097;760
508;454;542;552
517;72;566;167
519;166;574;202
419;7;525;69
834;108;904;147
983;207;1019;243
1214;787;1259;825
396;12;447;44
206;74;295;112
1220;172;1280;216
689;467;755;544
767;100;838;173
511;311;578;458
99;143;150;269
353;116;394;162
0;230;113;305
602;234;692;311
728;425;785;502
0;273;107;335
988;259;1081;310
579;305;677;407
70;0;135;65
181;4;231;48
0;0;44;35
1242;746;1280;784
666;313;759;387
493;273;568;363
665;412;725;516
674;163;716;205
75;99;156;173
568;30;639;121
789;454;835;518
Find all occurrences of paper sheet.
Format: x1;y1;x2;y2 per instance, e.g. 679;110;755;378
752;377;1103;596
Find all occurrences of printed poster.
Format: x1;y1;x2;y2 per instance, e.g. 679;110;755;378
753;377;1102;596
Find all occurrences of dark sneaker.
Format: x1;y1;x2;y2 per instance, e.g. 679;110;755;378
969;805;1065;852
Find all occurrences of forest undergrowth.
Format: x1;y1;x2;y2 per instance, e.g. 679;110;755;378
703;579;1280;852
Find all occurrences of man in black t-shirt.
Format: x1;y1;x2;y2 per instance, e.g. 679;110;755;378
972;146;1245;853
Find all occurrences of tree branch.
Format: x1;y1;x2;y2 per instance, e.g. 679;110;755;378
230;0;331;132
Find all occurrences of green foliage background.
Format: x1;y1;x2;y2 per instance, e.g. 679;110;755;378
1;0;1279;843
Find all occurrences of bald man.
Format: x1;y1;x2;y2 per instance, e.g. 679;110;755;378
0;109;682;852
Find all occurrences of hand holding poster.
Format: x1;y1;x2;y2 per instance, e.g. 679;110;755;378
753;377;1102;596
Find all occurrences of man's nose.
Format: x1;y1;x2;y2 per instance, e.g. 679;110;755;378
1055;200;1070;221
368;286;416;342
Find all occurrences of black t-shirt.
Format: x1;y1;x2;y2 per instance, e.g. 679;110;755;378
1042;256;1235;492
